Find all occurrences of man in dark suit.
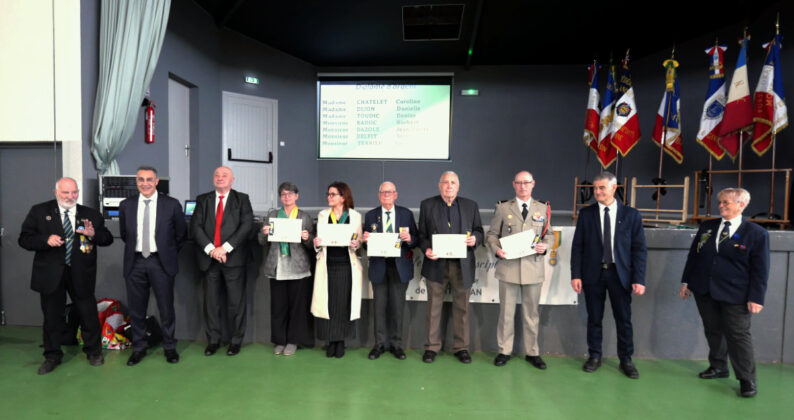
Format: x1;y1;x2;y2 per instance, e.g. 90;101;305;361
19;177;114;374
418;171;484;364
190;166;253;356
571;171;647;378
680;187;769;398
361;181;418;360
119;166;187;366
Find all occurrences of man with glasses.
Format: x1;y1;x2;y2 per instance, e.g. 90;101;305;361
361;182;418;360
486;171;551;369
191;166;253;356
119;166;187;366
19;177;114;374
680;188;769;397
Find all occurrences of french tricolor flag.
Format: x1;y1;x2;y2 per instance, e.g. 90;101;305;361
718;35;754;160
696;44;728;160
596;65;618;168
584;62;601;150
751;33;788;156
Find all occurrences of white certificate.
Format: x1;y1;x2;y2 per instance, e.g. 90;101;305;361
317;223;355;247
367;233;401;257
268;218;302;243
499;229;537;259
432;234;467;259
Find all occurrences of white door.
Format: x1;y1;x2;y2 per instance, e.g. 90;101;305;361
221;91;278;212
168;78;191;204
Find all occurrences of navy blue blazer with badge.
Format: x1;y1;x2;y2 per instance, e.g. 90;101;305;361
571;201;647;290
363;205;418;284
681;217;770;305
119;192;187;278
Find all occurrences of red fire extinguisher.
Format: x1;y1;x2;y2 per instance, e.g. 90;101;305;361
144;99;155;144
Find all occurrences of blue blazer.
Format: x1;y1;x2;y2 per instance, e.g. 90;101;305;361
571;202;647;290
681;217;770;305
119;192;187;278
363;205;418;283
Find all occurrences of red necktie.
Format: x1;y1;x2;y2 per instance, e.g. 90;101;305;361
214;195;224;247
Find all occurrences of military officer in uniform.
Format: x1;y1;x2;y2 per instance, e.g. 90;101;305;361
486;170;551;369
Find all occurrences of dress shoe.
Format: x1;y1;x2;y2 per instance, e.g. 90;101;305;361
37;359;61;375
326;342;336;358
227;344;241;356
454;350;472;364
165;349;179;363
422;350;437;363
619;360;639;379
698;367;730;379
334;341;345;358
283;344;297;356
205;343;220;356
494;353;511;367
739;379;757;397
582;357;601;372
389;346;406;360
87;353;104;367
127;350;147;366
274;345;286;355
368;345;385;360
525;355;547;370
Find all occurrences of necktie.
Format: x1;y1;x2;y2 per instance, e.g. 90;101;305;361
385;210;393;232
63;209;73;266
718;221;731;250
142;200;151;258
602;207;612;264
522;203;528;220
214;195;224;247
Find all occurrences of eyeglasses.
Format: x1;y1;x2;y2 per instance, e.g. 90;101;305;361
137;177;156;183
280;192;296;197
513;181;533;186
379;190;396;195
327;193;341;197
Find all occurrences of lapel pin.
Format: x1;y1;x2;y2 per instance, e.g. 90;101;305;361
46;215;52;221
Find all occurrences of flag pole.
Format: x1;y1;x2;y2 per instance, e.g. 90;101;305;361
706;37;719;217
656;47;677;216
768;15;781;216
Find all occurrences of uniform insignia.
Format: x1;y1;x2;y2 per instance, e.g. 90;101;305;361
507;214;513;219
46;215;52;221
531;212;545;222
616;102;632;117
697;229;712;253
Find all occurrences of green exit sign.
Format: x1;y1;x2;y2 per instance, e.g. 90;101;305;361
245;76;259;85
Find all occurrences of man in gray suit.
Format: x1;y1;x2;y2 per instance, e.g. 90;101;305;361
486;170;551;369
191;166;253;356
418;171;483;364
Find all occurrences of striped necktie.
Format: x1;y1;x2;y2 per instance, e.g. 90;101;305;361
63;209;73;266
385;210;393;233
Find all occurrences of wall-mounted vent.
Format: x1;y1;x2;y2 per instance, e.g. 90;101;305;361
402;4;464;41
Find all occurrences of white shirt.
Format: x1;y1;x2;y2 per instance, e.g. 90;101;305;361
716;214;742;251
515;197;531;218
136;192;158;253
381;205;397;232
597;200;618;262
58;204;76;231
203;191;234;255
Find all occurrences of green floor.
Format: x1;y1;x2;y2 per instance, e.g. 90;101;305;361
1;326;792;419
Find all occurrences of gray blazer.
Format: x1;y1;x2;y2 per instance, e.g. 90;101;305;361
258;209;315;279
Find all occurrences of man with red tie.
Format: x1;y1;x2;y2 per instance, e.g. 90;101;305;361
191;166;253;356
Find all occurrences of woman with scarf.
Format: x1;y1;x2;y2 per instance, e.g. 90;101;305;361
312;182;363;358
259;182;315;356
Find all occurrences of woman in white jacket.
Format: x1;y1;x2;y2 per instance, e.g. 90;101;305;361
312;182;363;358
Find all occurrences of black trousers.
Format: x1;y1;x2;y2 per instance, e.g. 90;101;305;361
40;267;102;360
203;262;247;345
583;266;634;361
694;292;756;381
372;259;408;347
270;276;313;346
125;254;177;352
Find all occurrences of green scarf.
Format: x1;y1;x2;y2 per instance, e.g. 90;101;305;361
278;206;298;256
